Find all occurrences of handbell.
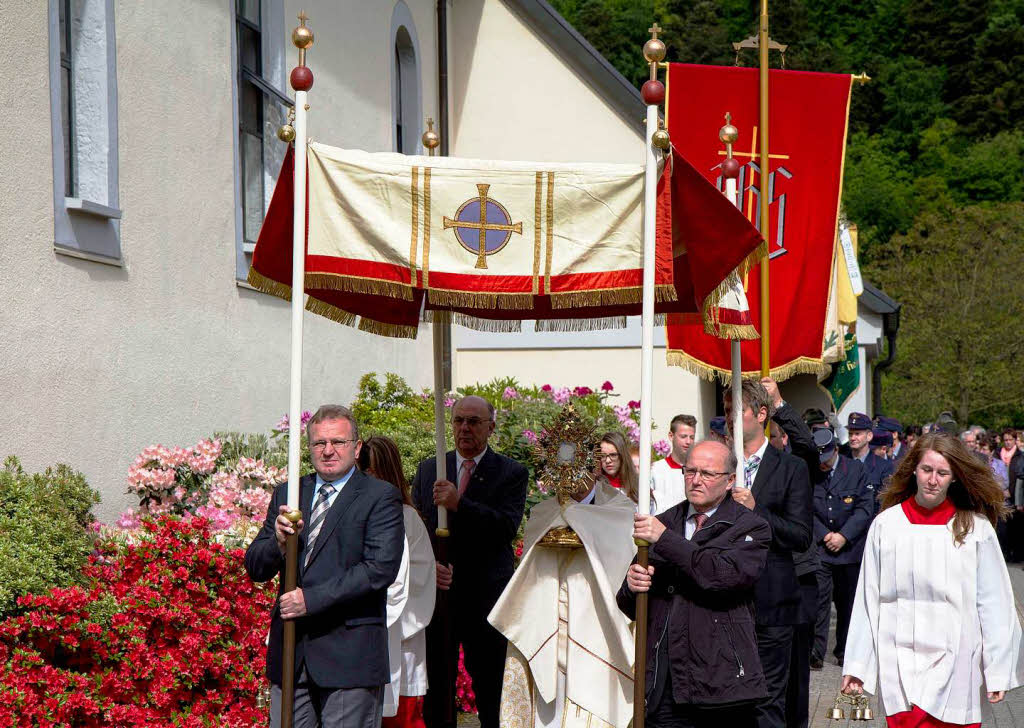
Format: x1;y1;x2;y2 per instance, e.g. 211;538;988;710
861;705;874;720
828;706;845;720
852;707;865;720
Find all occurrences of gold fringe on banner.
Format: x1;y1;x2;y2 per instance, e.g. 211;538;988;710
666;348;830;384
699;239;769;319
534;316;628;332
305;273;415;301
427;289;534;310
714;323;761;340
246;268;293;302
450;315;523;333
304;297;358;327
357;317;419;339
548;284;677;310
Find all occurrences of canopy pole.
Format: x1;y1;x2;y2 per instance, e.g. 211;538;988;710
280;13;314;728
633;23;668;728
758;0;771;377
422;118;455;725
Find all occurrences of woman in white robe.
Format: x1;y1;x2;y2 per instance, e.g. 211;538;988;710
359;436;437;728
841;431;1024;727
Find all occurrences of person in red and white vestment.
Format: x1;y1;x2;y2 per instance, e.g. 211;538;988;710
841;432;1024;727
358;437;436;728
650;414;696;515
595;432;640;506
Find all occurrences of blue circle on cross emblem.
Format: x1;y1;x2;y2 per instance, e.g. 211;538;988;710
442;183;523;269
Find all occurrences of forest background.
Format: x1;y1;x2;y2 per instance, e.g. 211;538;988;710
550;0;1024;429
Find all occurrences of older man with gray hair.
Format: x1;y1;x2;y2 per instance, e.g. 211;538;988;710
619;440;772;727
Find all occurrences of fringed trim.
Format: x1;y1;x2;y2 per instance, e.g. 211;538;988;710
715;323;760;340
548;284;677;310
448;314;522;333
427;289;534;310
304;297;357;326
699;239;769;318
305;273;414;301
535;316;628;332
666;349;830;384
246;268;292;302
357;317;419;339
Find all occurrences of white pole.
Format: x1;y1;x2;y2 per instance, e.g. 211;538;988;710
286;90;308;510
638;104;658;516
726;177;746;481
433;316;449;530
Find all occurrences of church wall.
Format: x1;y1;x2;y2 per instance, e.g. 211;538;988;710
0;1;433;522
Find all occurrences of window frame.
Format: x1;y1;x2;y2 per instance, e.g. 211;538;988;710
390;1;423;156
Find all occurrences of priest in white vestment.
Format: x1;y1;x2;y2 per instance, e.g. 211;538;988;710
489;478;637;728
842;433;1024;727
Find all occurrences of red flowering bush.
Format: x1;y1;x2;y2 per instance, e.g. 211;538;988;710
0;516;276;727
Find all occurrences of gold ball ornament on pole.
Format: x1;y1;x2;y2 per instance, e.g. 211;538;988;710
292;12;314;49
719;123;739;145
277;124;296;143
652;127;671;149
422;117;440;151
643;37;666;63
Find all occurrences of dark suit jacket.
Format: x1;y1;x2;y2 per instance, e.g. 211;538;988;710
813;456;873;564
859;452;894;514
244;470;405;688
411;448;528;616
749;441;813;626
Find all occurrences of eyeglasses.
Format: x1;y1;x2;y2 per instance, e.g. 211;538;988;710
453;416;489;427
311;438;358;451
683;468;730;481
598;453;620;462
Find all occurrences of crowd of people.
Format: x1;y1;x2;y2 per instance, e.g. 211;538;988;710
244;384;1024;728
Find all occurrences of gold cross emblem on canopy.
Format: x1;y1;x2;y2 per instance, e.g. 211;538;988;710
443;184;523;269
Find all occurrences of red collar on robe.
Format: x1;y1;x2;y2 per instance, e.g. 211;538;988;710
664;455;683;470
606;475;623;489
902;496;956;525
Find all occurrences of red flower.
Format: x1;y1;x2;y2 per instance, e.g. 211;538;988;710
573;386;593;396
541;384;552;392
601;381;614;391
628;400;641;410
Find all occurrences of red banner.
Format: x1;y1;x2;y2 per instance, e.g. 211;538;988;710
663;64;852;380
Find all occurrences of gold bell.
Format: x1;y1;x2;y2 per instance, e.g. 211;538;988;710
652;128;671;149
852;707;864;720
828;705;845;720
278;124;296;143
861;705;874;720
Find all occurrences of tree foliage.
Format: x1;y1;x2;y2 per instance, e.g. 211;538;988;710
550;0;1024;424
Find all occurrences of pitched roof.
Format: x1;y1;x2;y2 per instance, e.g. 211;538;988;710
503;0;645;131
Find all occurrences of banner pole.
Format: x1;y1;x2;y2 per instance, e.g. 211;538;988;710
422;119;455;725
280;13;314;728
758;0;771;378
634;23;668;728
720;119;747;476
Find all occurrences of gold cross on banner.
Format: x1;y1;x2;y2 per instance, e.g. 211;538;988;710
716;126;790;223
443;184;523;269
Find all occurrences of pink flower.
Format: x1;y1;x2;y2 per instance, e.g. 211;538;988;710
628;400;641;410
273;415;290;433
653;439;672;458
552;387;572;405
601;381;614;392
444;397;455;408
502;386;520;400
300;410;313;428
522;430;538;445
114;510;141;530
541;384;553;392
194;505;237;531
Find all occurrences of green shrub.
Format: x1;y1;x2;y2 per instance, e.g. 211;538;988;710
0;457;100;617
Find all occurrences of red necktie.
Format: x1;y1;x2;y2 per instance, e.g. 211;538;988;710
458;459;476;495
694;513;708;532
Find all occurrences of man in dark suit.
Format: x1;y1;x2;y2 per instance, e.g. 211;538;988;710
846;412;893;512
809;429;873;668
725;380;813;728
245;404;405;728
412;395;528;728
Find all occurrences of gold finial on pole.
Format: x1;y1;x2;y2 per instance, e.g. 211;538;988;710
422;117;440;155
644;23;666;65
852;71;871;85
292;11;314;66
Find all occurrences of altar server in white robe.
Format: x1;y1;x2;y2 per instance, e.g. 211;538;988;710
359;436;436;728
489;476;637;728
842;432;1024;727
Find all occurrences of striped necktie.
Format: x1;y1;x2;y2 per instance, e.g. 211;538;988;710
744;456;761;489
304;482;337;568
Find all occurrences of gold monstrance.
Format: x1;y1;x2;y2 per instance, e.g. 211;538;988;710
533;404;598;549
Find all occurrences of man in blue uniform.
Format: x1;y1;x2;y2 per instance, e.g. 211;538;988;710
876;416;906;462
846;413;893;509
810;428;873;668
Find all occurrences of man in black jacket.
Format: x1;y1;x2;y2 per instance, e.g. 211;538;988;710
724;380;813;728
619;439;771;728
245;405;405;728
412;395;528;728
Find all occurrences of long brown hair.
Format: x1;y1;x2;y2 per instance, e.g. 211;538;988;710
879;432;1008;545
599;431;639;503
357;436;414;507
